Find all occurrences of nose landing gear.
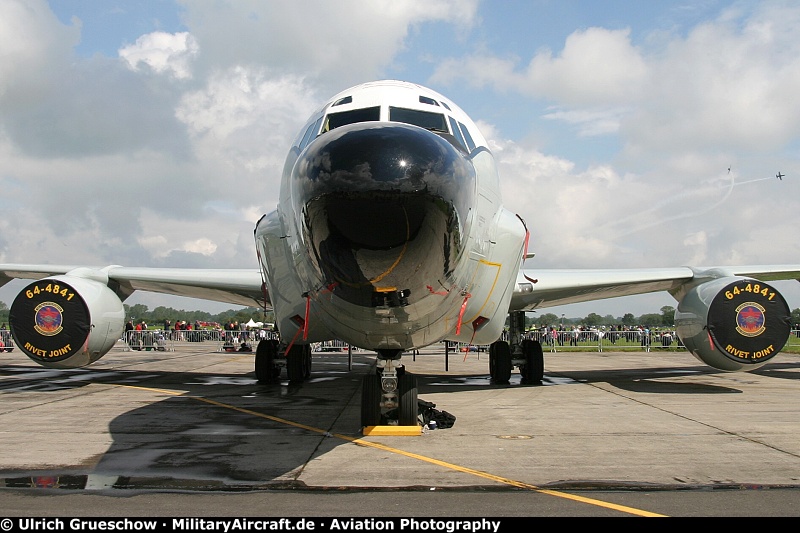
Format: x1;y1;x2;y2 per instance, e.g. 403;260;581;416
361;351;418;428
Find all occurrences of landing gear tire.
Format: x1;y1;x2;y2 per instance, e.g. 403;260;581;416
521;339;544;385
398;374;418;426
304;345;312;379
287;344;307;382
488;343;497;379
255;339;280;383
490;341;512;384
361;374;382;427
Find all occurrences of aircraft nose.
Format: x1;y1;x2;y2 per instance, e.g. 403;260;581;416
290;122;477;306
293;122;474;202
292;122;476;250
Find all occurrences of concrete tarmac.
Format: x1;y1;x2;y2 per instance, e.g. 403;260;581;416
1;341;800;517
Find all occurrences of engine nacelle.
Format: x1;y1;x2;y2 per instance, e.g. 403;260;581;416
675;277;791;371
9;271;126;369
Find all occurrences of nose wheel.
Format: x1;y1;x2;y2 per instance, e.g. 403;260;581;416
361;356;418;427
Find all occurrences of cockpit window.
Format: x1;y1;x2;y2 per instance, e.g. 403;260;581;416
298;116;323;150
458;121;477;152
389;107;448;133
447;116;467;151
322;106;381;132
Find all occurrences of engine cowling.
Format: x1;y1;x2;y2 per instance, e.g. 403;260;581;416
675;276;791;371
9;271;125;369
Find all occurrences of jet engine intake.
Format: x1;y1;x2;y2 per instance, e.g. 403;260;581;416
9;274;126;369
292;122;476;309
675;277;791;371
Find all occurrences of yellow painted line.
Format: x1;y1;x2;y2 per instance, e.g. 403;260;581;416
116;384;185;396
114;383;666;517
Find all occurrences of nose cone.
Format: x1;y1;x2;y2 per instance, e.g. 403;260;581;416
291;122;476;307
293;121;474;214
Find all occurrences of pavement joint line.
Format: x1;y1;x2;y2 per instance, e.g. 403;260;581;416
113;382;666;517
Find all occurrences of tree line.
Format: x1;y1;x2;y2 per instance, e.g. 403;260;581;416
0;301;273;330
531;305;800;329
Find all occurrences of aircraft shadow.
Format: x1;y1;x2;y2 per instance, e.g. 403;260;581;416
0;352;376;490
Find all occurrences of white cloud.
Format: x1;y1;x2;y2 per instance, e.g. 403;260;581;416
119;31;199;80
541;108;624;137
0;0;78;98
180;238;217;256
174;67;320;209
430;28;645;138
177;0;477;86
433;4;800;155
431;27;647;106
624;3;800;154
524;27;648;107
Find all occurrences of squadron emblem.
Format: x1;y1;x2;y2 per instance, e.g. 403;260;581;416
735;302;766;337
34;302;64;336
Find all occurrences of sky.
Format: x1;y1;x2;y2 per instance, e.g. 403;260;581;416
1;0;799;320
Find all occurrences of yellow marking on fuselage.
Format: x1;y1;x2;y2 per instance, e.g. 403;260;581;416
373;286;398;293
461;259;503;325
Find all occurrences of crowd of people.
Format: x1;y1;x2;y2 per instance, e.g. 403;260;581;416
122;318;274;352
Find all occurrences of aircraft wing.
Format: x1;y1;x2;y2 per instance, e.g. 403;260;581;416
0;264;266;308
510;265;800;311
3;262;798;313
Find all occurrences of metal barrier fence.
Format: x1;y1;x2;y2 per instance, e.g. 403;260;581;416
313;340;355;352
456;328;800;354
525;328;800;353
0;329;14;352
524;329;680;353
0;327;798;355
120;329;273;352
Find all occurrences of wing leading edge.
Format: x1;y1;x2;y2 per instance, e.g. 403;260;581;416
510;265;800;311
0;264;266;308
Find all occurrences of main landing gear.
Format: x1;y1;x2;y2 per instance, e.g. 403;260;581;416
488;311;544;385
361;349;418;427
254;339;312;383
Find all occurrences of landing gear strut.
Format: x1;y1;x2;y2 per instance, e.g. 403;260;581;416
361;349;418;427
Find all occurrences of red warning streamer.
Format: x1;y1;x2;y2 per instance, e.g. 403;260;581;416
455;292;472;335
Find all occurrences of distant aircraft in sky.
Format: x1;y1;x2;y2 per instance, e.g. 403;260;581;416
776;172;784;180
1;80;799;428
